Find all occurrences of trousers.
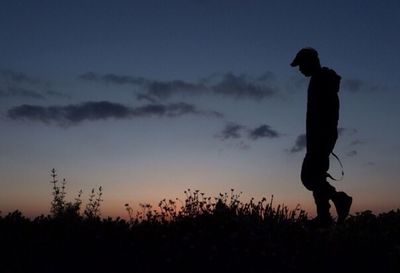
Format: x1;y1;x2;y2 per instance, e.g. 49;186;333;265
301;151;337;217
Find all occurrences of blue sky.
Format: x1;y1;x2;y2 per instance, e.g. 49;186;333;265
1;0;399;217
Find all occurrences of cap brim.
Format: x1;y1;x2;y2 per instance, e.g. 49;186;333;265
290;60;299;67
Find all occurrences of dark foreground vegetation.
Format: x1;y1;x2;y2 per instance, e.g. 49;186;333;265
1;170;399;273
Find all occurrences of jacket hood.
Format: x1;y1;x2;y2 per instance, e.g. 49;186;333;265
320;67;341;93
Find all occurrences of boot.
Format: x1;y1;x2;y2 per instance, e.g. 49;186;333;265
306;214;333;229
308;191;333;229
332;191;352;224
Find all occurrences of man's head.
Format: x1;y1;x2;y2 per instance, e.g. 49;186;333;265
291;47;321;77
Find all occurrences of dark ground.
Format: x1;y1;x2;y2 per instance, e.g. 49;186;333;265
1;205;399;273
2;173;399;273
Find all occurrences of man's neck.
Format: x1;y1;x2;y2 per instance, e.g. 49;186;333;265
310;66;322;77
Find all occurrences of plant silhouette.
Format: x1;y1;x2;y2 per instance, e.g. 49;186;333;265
0;169;399;273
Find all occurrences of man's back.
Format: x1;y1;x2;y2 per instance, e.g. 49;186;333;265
306;67;341;154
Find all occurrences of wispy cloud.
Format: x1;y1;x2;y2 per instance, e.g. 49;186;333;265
289;134;306;153
0;86;45;99
211;73;277;100
346;150;358;157
136;94;159;103
341;78;386;93
146;80;206;100
341;78;363;93
338;127;358;136
217;123;246;140
78;72;147;85
248;125;280;140
7;101;222;126
0;70;68;100
131;102;222;118
0;70;39;85
79;72;279;101
217;123;281;142
350;139;365;146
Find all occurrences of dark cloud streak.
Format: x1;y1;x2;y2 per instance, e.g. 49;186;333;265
79;72;279;101
346;150;358;157
212;73;277;100
7;101;222;126
0;70;68;100
248;125;280;140
0;87;45;99
218;123;281;141
79;72;147;85
218;123;246;140
146;80;206;100
350;140;365;146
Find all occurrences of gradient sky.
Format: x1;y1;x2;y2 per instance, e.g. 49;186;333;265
1;0;399;218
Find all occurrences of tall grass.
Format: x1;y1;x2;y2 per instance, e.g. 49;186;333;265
0;169;398;273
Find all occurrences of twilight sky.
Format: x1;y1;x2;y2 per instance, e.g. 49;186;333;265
1;0;399;218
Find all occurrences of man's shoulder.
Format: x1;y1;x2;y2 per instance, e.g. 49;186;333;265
310;67;341;94
320;67;341;80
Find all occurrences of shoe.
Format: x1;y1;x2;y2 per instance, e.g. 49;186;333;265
305;215;333;230
333;192;352;224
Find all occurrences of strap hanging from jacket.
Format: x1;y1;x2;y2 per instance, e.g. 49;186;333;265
326;152;344;181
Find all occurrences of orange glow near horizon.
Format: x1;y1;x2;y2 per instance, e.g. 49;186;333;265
2;190;398;220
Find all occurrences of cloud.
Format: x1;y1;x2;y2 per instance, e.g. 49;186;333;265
0;70;68;100
248;125;280;140
211;73;277;100
131;102;222;118
350;140;365;146
217;123;246;140
342;78;385;93
286;74;308;92
338;127;358;136
0;70;39;85
0;70;44;99
290;134;307;153
80;72;279;101
346;150;358;157
136;94;159;103
7;101;222;126
79;72;147;85
342;78;363;93
44;90;71;99
217;123;280;142
146;80;206;100
80;72;207;101
7;101;130;124
0;86;45;99
257;71;276;82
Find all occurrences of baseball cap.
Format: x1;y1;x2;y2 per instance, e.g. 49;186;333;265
290;47;319;67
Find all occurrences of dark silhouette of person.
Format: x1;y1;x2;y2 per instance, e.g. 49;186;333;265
291;48;352;228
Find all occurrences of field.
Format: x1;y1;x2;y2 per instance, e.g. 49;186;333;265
1;170;399;273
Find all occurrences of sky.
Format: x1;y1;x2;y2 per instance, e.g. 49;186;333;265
1;0;399;218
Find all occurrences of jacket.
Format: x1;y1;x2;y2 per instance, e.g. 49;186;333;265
306;67;341;154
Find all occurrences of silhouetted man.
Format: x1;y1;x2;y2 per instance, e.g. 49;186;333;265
291;48;352;228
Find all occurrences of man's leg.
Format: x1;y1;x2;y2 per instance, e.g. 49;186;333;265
301;153;336;226
332;192;353;224
313;181;336;220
